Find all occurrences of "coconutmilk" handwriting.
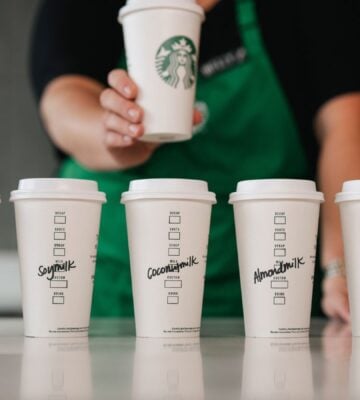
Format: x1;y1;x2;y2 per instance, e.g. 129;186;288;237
38;260;77;281
147;256;199;280
254;257;305;284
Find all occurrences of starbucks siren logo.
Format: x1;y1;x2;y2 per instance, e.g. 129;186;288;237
155;36;197;89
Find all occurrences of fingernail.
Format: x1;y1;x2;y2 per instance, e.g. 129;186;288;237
123;135;133;144
123;85;132;96
128;108;140;120
106;134;116;145
129;124;139;135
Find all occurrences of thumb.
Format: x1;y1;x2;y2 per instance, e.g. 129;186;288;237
193;108;203;126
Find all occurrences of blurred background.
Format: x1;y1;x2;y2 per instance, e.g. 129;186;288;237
0;0;57;313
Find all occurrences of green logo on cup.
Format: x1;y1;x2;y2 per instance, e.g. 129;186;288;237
155;36;197;89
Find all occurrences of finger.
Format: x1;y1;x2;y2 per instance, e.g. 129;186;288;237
104;131;134;148
193;109;203;126
335;298;351;323
325;296;351;323
108;69;138;99
104;112;144;139
100;89;143;123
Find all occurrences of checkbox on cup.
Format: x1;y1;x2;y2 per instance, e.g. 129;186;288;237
54;232;66;240
168;248;180;257
169;232;181;240
274;248;286;257
54;216;66;224
165;280;182;289
167;296;179;305
52;296;65;305
274;216;286;225
169;216;181;224
50;280;68;289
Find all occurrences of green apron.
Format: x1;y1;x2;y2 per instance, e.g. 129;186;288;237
60;0;322;317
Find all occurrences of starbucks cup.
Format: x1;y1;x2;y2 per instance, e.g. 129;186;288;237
119;0;204;143
336;181;360;337
229;180;324;338
10;179;106;338
121;179;216;338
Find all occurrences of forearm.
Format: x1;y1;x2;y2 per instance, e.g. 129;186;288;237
40;75;109;170
40;71;159;171
317;94;360;266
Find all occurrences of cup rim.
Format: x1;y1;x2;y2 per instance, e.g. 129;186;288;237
121;178;216;204
118;0;205;22
335;180;360;203
121;193;216;203
335;192;360;203
10;178;106;203
229;179;324;203
10;192;107;202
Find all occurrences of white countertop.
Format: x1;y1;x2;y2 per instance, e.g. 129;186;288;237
0;318;356;399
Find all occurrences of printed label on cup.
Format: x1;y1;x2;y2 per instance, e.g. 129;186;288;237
155;36;197;89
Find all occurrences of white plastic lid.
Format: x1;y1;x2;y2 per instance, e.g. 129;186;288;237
10;179;106;203
121;179;216;203
229;179;324;203
119;0;205;22
335;180;360;203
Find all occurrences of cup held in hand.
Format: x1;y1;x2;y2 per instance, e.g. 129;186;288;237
119;0;205;142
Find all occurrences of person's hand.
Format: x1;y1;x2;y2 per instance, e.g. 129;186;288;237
100;69;202;170
99;69;158;170
40;71;203;171
322;275;350;323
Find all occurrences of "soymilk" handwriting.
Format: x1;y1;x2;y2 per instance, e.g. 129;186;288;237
38;260;77;281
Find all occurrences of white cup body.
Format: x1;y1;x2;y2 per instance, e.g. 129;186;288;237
13;198;103;337
125;199;212;337
11;179;105;337
120;4;203;142
230;180;323;338
335;180;360;337
337;201;360;336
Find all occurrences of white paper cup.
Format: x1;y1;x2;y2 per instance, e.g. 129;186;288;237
132;338;204;399
121;179;216;338
119;0;204;143
336;180;360;337
229;180;324;338
10;179;106;338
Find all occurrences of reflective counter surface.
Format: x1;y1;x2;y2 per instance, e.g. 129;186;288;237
0;318;356;399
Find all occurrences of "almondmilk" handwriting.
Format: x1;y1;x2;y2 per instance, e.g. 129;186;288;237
254;257;305;284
